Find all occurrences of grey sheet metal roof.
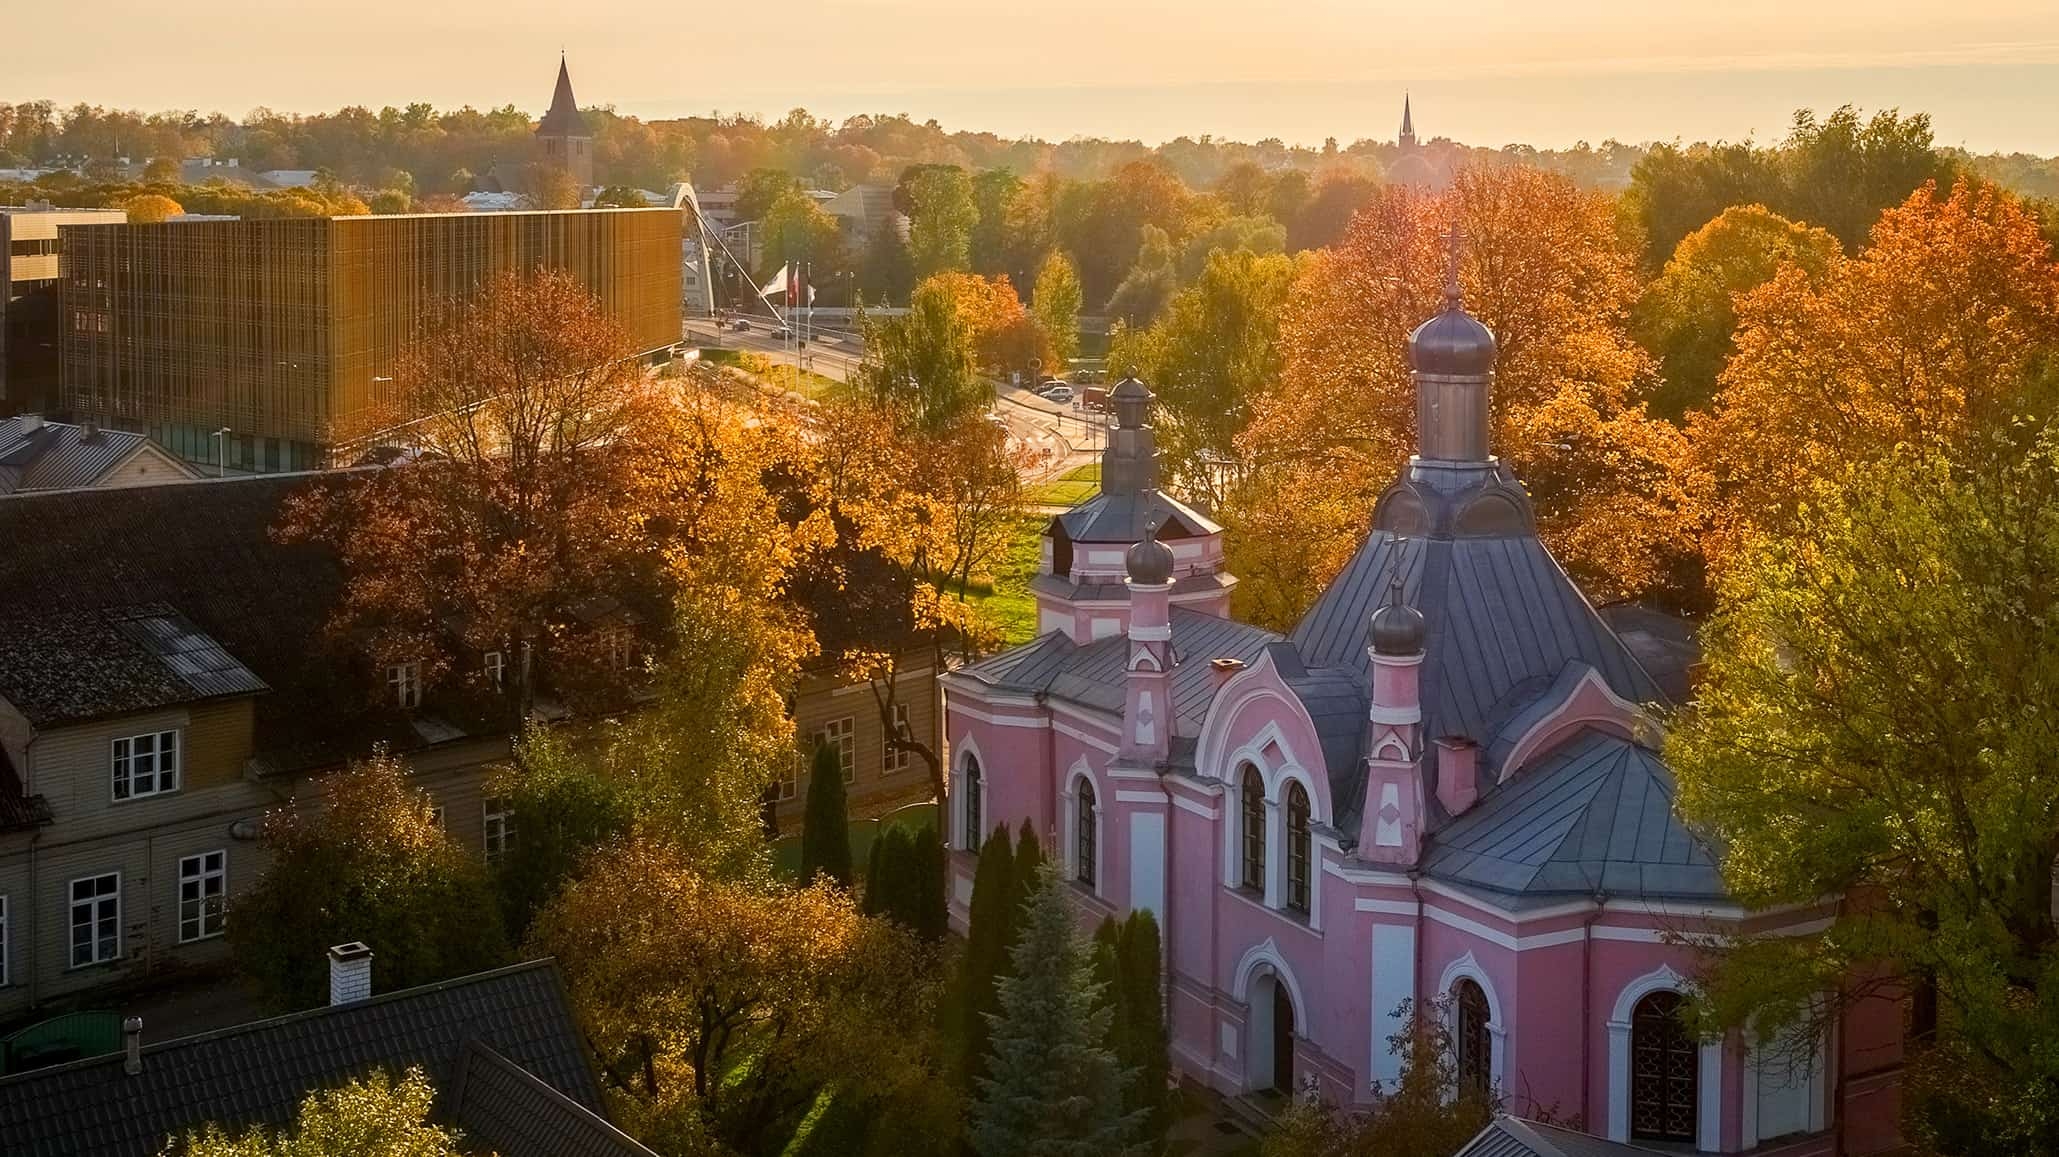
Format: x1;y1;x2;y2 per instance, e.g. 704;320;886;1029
0;602;269;726
1597;602;1702;703
0;418;190;494
1421;729;1724;910
962;610;1280;735
1289;529;1664;805
0;960;611;1157
1030;569;1236;604
450;1040;658;1157
1054;487;1221;543
1457;1118;1667;1157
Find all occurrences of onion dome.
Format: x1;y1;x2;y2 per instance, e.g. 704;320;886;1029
1126;520;1175;586
1408;227;1496;377
1369;577;1425;656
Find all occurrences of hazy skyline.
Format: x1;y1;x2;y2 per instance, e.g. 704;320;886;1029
12;0;2059;153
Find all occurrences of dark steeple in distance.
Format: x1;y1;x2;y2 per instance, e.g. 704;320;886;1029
1400;93;1417;151
538;54;589;137
1408;227;1497;461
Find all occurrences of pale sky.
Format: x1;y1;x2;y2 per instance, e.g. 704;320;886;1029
11;0;2059;153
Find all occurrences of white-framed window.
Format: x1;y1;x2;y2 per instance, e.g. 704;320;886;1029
776;753;799;801
883;704;913;773
112;730;180;801
178;850;226;942
428;805;446;829
607;631;636;671
0;893;9;987
483;650;504;688
388;661;422;709
69;873;120;967
483;797;514;863
814;717;855;783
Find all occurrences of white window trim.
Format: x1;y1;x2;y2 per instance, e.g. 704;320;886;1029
483;650;505;688
1061;763;1104;897
177;850;227;943
388;661;422;709
883;704;914;774
952;736;987;851
1606;963;1723;1151
68;871;122;969
814;717;855;783
111;729;181;802
483;798;514;862
1437;951;1507;1090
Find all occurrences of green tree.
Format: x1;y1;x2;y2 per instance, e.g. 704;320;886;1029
1633;204;1840;419
229;753;508;1010
1104;225;1177;326
367;189;410;214
1116;911;1170;1137
863;824;949;941
799;742;854;888
911;824;949;942
166;1067;466;1157
1176;214;1286;282
760;185;846;281
905;165;979;277
958;824;1017;1090
732;166;802;225
1781;105;1958;250
1014;819;1043;882
969;863;1141;1157
592;183;647;208
971;167;1028;278
491;723;636;942
1669;425;2059;1156
857;277;990;433
1263;997;1495;1157
1031;252;1083;367
1623;140;1785;271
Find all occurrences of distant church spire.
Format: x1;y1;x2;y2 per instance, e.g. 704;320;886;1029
539;55;589;138
1400;93;1417;150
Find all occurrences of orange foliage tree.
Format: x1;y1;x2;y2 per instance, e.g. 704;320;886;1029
1691;178;2059;571
922;270;1053;378
1232;164;1705;628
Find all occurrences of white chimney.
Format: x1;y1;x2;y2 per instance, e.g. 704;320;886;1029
19;413;42;434
328;942;373;1006
122;1017;143;1075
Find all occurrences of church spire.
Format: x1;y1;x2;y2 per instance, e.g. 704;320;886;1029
1400;93;1417;150
538;55;589;138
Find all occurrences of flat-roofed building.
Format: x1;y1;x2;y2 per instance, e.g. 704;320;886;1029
0;208;127;417
58;209;682;472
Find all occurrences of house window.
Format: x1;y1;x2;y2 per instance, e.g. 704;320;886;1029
814;717;855;783
388;661;422;708
178;850;226;942
483;798;514;863
1240;766;1266;894
1285;782;1311;915
428;805;445;829
608;631;636;671
483;650;504;688
1075;779;1098;888
1455;978;1492;1097
776;752;799;801
962;756;983;852
69;873;120;967
883;704;913;773
1631;990;1698;1143
112;729;180;800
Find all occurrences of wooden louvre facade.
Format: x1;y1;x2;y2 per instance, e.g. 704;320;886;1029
58;209;681;471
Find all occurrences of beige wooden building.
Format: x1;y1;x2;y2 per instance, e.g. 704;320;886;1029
774;656;943;834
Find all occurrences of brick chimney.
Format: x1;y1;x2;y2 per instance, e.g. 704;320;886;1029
1435;737;1480;817
328;942;373;1006
122;1017;142;1076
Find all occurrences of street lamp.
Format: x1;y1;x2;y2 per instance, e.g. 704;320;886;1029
210;426;231;478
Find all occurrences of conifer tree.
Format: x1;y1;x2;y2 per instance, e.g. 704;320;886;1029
799;742;853;888
970;863;1142;1157
1119;911;1171;1136
912;824;949;940
861;827;891;917
959;824;1016;1088
1014;819;1044;885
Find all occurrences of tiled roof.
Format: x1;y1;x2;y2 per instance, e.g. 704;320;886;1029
0;417;194;494
450;1040;658;1157
0;961;612;1157
1420;729;1724;910
0;603;267;727
1456;1118;1668;1157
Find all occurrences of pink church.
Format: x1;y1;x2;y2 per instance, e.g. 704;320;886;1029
943;264;1904;1153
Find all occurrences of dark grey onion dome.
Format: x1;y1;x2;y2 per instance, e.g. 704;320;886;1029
1369;579;1426;655
1126;521;1175;585
1408;304;1496;377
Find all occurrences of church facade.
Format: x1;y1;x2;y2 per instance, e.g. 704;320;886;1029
941;252;1904;1153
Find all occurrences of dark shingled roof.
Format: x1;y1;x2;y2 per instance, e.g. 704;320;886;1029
1420;729;1724;909
1456;1118;1667;1157
0;603;268;727
450;1040;658;1157
0;960;624;1157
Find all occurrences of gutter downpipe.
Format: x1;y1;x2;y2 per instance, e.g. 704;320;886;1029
1580;891;1606;1130
1411;870;1426;1029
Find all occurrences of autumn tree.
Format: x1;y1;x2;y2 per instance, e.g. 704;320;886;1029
123;192;181;222
1691;178;2059;571
1031;252;1083;367
1670;429;2059;1156
527;162;581;210
278;270;663;718
1234;165;1703;628
1108;249;1300;513
1263;997;1496;1157
1633;204;1840;419
230;753;508;1010
166;1068;469;1157
532;837;938;1153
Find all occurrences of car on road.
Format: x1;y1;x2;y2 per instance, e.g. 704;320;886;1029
1040;385;1074;405
730;319;750;332
773;328;793;340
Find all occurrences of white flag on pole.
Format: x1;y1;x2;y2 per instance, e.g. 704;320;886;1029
759;264;788;299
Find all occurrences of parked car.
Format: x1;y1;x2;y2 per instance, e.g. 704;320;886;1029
1041;385;1074;405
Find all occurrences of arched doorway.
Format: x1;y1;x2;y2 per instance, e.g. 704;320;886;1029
1271;978;1296;1095
1631;990;1698;1143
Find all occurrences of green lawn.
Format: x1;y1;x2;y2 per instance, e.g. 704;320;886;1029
957;514;1047;649
1027;462;1101;507
771;801;938;882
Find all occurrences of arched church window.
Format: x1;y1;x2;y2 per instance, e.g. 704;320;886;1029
1285;782;1311;915
1240;766;1265;893
1454;978;1492;1097
962;756;983;853
1631;990;1698;1144
1075;779;1097;888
